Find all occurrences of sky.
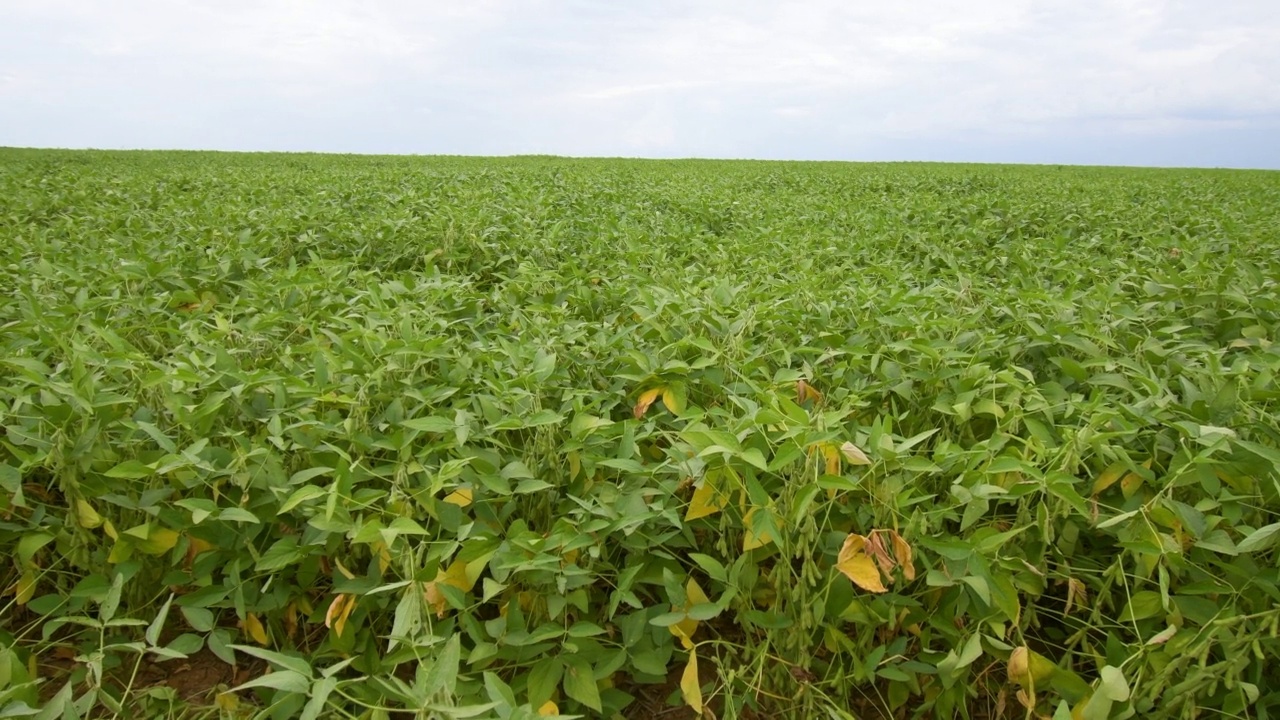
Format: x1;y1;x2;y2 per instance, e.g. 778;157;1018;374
2;0;1279;168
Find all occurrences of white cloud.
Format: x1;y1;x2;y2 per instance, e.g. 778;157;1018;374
1;0;1277;166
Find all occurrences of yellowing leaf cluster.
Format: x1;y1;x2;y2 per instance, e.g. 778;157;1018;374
836;529;915;593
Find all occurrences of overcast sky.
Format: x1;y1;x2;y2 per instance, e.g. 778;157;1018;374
3;1;1279;168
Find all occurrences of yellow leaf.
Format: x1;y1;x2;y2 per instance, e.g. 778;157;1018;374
1091;462;1127;495
686;578;710;606
424;581;447;618
537;701;559;717
333;558;357;580
136;527;180;556
686;480;723;521
661;386;685;414
444;488;473;507
374;542;392;574
243;613;269;645
75;499;103;529
821;444;840;476
681;650;703;715
669;578;712;649
633;387;663;419
670;617;697;650
102;519;117;541
1008;646;1057;687
742;507;775;551
215;692;240;712
890;532;915;581
836;534;888;593
1120;472;1144;499
840;442;871;466
284;601;298;638
15;570;36;605
325;594;357;637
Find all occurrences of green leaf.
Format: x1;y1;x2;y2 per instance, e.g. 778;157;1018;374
257;537;304;572
146;594;174;646
1119;591;1163;622
17;532;54;565
229;645;313;678
232;669;311;694
100;573;124;623
299;676;338;720
1098;665;1130;701
105;460;153;479
217;507;261;524
288;467;334;484
181;606;216;633
527;658;564;709
1236;522;1280;553
402;416;455;433
421;634;461;697
563;658;602;712
280;485;327;513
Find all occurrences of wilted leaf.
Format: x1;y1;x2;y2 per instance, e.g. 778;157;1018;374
1145;625;1177;646
796;379;822;404
890;532;915;581
634;387;663;419
836;534;888;593
325;594;357;637
1065;577;1088;615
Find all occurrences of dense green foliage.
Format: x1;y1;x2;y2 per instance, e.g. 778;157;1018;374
2;148;1280;719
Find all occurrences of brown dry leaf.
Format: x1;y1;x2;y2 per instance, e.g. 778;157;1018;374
796;379;822;404
1065;578;1088;615
836;534;888;593
424;581;447;618
865;532;897;576
633;387;663;419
